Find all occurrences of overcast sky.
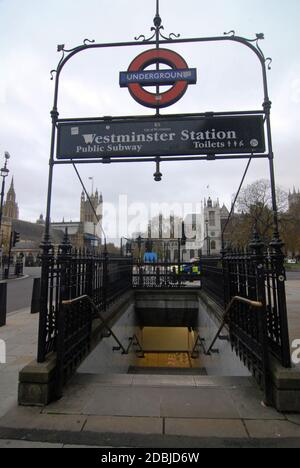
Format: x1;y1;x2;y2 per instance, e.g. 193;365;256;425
0;0;299;239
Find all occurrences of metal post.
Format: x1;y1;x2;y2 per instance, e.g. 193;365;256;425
249;231;272;406
86;250;94;300
31;278;41;314
0;177;6;232
59;229;72;303
0;283;7;327
0;154;10;276
263;99;280;238
0;153;10;234
154;0;161;117
221;246;229;308
205;220;210;256
37;101;59;363
44;110;58;246
102;244;109;311
269;236;291;367
37;239;53;362
5;231;13;279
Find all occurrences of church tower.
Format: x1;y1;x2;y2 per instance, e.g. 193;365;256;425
80;189;102;224
3;177;19;220
288;187;300;209
201;197;225;255
79;188;103;245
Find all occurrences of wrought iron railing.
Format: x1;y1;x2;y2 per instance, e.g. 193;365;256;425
201;260;224;308
37;232;132;363
55;294;144;397
201;232;291;371
132;262;201;289
37;228;290;403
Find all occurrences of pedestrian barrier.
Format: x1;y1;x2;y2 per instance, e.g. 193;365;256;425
0;283;7;327
31;278;41;314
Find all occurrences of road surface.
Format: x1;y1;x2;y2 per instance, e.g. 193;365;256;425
6;267;41;314
286;271;300;281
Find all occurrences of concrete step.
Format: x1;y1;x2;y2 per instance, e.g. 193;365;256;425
128;366;207;375
74;372;256;389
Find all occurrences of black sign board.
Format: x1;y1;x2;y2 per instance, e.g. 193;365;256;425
56;115;265;160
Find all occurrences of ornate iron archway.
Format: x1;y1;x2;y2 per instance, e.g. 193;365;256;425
37;0;290;384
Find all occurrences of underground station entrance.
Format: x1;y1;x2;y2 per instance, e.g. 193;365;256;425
15;4;300;440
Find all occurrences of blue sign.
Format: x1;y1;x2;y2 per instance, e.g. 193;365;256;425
144;252;158;263
120;68;197;88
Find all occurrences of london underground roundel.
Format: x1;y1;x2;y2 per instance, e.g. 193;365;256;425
120;48;197;109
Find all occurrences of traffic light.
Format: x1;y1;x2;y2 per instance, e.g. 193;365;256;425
12;231;20;247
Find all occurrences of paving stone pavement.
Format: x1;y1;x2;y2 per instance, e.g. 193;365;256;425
0;309;39;418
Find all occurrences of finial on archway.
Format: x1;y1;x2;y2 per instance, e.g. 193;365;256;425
135;0;180;42
154;0;162;28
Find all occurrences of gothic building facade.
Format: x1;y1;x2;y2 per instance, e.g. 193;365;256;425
0;178;64;264
200;197;229;256
2;178;19;220
288;187;300;209
139;196;229;261
52;189;103;249
1;178;20;254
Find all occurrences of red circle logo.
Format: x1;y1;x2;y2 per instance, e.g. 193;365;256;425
127;49;190;109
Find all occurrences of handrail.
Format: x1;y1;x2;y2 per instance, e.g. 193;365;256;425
126;334;144;357
190;333;207;359
62;295;144;356
206;296;263;355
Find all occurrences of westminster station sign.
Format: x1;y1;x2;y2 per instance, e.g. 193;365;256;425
56;115;265;160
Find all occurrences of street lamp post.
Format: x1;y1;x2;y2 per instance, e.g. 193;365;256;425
181;221;187;262
205;220;210;256
0;152;10;263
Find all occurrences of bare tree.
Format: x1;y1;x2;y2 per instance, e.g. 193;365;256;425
281;198;300;257
226;179;288;245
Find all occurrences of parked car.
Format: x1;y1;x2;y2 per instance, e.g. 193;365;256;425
287;258;297;264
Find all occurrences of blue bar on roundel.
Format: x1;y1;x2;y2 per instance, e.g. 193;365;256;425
119;68;197;87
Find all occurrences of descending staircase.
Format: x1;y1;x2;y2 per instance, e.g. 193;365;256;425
128;366;207;375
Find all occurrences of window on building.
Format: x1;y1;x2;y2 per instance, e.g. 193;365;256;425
190;249;195;259
192;214;197;231
210;240;216;250
209;211;215;226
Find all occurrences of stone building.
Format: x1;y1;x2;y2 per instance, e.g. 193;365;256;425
200;197;229;256
138;197;230;262
1;177;20;257
288;187;300;209
51;189;103;249
2;178;19;220
10;219;64;265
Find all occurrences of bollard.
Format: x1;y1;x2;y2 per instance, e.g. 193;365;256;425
0;283;7;327
31;278;41;314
